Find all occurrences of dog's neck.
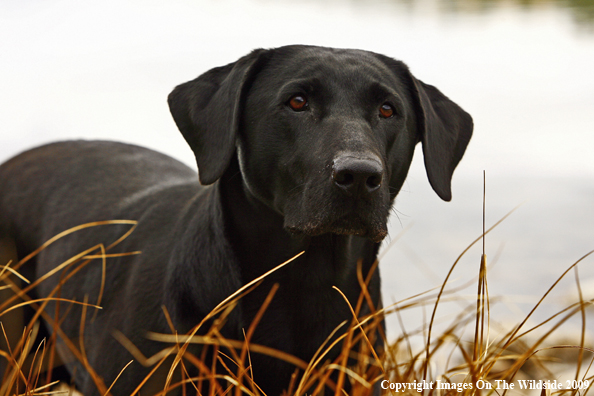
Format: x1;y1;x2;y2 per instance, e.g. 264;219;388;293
211;158;381;361
165;157;383;373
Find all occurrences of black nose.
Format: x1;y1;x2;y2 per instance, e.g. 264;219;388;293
332;156;383;196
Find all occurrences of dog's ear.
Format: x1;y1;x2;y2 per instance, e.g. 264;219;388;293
377;56;473;201
168;49;268;185
409;76;473;201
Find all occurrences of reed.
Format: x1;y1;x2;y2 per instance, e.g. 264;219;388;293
1;212;593;396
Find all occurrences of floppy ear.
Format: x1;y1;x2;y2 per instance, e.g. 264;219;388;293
168;49;268;185
410;77;473;201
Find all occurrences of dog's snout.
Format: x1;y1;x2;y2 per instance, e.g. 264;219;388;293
332;156;383;196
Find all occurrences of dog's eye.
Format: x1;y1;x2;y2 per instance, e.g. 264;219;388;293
288;95;308;111
379;103;395;118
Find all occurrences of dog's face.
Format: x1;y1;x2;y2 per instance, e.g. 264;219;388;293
237;48;417;242
168;45;473;242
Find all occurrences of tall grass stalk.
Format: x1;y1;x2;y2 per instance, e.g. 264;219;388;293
1;211;593;395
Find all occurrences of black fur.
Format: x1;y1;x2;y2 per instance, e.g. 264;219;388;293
0;45;472;395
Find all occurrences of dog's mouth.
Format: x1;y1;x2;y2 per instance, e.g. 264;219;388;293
282;173;391;243
285;214;388;243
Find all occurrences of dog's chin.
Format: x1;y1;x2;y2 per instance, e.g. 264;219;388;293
285;216;388;243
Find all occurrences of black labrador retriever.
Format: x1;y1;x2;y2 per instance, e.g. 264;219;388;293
0;45;472;395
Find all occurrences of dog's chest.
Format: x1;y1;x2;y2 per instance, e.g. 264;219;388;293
241;275;351;358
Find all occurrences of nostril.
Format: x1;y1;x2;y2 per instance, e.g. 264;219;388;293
366;174;382;191
333;170;354;187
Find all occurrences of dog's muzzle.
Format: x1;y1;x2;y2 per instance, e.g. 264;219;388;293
284;153;389;243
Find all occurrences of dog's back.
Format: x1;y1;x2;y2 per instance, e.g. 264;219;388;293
0;140;201;393
1;141;197;252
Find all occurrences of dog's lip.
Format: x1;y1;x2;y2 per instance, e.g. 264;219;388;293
285;215;388;243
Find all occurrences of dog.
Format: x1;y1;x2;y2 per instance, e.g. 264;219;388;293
0;45;472;395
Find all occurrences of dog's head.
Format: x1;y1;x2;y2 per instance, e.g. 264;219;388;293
168;45;472;242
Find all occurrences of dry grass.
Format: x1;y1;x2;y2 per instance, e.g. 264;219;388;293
1;211;594;396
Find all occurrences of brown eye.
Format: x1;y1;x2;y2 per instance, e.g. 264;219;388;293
288;95;308;111
379;103;394;118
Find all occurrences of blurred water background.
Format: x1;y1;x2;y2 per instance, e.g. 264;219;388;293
1;0;594;343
